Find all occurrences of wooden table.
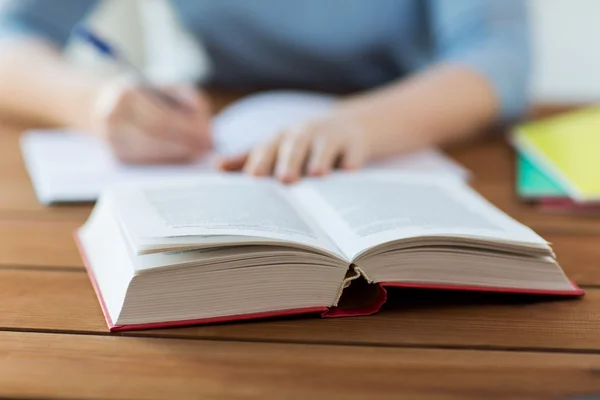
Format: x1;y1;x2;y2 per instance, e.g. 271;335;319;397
2;93;600;400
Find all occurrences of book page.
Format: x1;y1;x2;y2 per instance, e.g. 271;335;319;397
108;175;344;258
290;172;548;260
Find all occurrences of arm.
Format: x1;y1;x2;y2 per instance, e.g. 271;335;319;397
0;39;105;130
0;0;101;128
220;0;531;182
341;0;532;159
0;0;212;163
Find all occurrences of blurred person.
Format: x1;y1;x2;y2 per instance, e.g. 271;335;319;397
0;0;530;183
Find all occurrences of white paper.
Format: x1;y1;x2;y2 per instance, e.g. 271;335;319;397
212;90;336;156
20;90;469;204
290;172;548;260
108;175;344;258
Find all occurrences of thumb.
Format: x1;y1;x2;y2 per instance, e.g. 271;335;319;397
162;86;209;111
215;152;249;172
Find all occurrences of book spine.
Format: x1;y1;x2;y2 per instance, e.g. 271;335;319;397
322;265;387;318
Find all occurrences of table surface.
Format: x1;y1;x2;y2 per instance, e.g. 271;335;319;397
1;91;600;400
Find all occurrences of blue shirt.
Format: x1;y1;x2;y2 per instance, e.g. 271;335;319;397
0;0;531;120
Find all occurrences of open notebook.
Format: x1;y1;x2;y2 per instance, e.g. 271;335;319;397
76;172;582;331
21;90;468;204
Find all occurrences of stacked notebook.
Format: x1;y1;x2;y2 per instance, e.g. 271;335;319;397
512;106;600;213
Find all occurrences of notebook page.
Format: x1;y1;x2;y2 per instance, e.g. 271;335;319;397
20;132;215;204
212;90;335;156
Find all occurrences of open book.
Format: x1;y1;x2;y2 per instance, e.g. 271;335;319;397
76;172;583;331
20;90;467;204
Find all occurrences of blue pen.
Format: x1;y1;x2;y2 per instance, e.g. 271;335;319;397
72;24;185;109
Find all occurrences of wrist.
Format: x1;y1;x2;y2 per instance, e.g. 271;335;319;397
332;103;376;162
61;77;108;134
335;94;429;161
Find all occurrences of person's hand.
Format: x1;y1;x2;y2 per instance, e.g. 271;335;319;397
217;112;371;183
90;79;212;164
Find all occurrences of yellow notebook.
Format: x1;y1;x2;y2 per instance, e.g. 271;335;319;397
513;106;600;202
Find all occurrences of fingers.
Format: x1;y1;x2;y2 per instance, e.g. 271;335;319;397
308;134;343;176
164;86;212;115
274;128;313;183
127;91;171;134
134;89;212;151
216;152;248;172
243;135;282;176
220;129;316;182
217;119;368;182
108;124;196;164
98;83;213;164
165;87;213;150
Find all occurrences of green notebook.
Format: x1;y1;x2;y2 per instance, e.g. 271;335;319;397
516;152;566;199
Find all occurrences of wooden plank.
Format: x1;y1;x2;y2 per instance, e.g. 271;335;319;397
3;269;600;352
549;234;600;284
0;269;107;332
0;219;83;268
2;331;600;400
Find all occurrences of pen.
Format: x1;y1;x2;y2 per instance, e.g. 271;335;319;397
72;24;185;109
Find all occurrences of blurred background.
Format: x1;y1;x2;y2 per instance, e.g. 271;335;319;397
1;0;597;105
